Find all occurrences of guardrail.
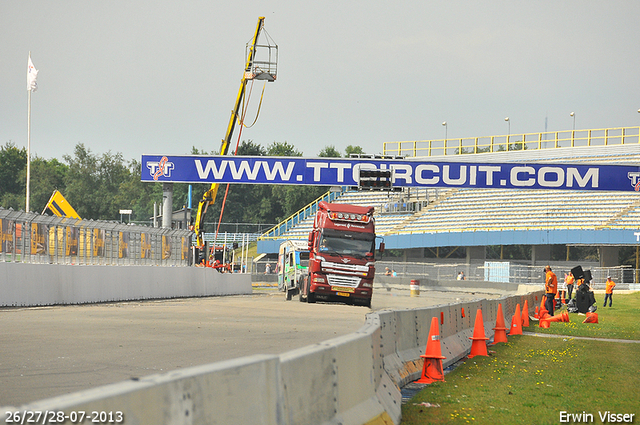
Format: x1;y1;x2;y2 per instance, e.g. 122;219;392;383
2;289;544;424
383;126;640;157
0;208;192;266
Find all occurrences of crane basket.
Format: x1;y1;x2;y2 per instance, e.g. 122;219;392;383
244;28;278;82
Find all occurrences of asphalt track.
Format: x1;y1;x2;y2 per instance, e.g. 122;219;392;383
0;286;502;407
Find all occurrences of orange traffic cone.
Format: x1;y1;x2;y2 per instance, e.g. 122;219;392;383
583;312;599;324
544;312;569;323
538;298;549;319
546;313;565;323
510;304;523;335
534;306;539;319
416;316;446;383
491;303;508;345
539;319;551;328
468;309;489;357
522;300;530;327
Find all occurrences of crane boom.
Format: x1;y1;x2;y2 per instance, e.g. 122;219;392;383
194;17;273;247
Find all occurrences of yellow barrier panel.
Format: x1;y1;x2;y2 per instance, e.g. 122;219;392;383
44;190;81;219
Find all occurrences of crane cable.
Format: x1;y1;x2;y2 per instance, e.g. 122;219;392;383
214;79;256;240
241;81;266;128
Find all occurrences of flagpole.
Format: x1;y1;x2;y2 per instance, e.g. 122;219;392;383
26;52;32;213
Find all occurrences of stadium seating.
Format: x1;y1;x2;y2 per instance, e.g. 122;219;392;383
265;144;640;240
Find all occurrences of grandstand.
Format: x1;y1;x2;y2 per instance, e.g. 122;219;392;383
257;137;640;270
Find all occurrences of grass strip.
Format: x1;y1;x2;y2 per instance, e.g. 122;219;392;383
523;291;640;340
402;293;640;425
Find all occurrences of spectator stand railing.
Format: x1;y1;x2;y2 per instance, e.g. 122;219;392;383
384;126;640;158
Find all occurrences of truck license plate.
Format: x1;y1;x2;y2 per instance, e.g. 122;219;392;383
336;292;350;297
331;286;355;293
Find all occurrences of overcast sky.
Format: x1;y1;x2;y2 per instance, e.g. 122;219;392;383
2;1;639;163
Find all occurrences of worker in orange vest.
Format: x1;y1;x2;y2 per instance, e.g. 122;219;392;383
565;272;575;300
603;276;616;307
544;265;558;316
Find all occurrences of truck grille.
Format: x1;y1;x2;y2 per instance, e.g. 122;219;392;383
327;274;361;287
321;261;370;288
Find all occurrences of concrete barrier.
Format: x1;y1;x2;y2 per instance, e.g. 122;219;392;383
3;355;283;425
281;332;395;425
252;273;279;284
0;263;252;307
1;287;544;425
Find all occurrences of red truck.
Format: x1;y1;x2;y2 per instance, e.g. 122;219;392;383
297;201;380;308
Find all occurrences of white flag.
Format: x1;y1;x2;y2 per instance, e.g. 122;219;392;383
27;56;38;92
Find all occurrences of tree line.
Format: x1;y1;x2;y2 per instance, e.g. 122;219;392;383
0;141;365;232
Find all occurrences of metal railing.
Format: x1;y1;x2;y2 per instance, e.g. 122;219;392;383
377;260;636;289
1;208;192;266
258;189;341;240
202;232;263;245
383;126;640;158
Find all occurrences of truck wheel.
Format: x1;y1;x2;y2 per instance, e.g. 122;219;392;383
299;276;308;302
307;289;316;303
306;278;316;303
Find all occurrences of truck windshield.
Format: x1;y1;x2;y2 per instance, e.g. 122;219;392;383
298;251;310;267
318;229;375;258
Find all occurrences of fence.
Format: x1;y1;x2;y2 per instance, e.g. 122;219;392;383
199;221;277;253
202;232;263;245
252;258;638;289
376;260;636;289
0;208;192;267
383;126;640;157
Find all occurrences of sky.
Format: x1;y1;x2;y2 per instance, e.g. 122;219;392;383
2;1;640;163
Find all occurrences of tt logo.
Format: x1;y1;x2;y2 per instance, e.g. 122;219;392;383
147;157;175;180
627;172;640;191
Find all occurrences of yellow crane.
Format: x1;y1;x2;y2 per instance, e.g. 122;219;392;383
194;16;277;247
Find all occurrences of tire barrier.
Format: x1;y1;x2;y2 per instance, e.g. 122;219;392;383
1;288;544;425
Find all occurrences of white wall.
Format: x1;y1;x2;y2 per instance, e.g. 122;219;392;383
0;263;252;307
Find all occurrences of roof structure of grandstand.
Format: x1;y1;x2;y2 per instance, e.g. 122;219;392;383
257;138;640;255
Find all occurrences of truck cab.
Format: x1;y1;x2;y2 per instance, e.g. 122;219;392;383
300;201;378;308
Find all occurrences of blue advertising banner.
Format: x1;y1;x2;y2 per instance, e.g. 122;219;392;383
141;155;640;192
